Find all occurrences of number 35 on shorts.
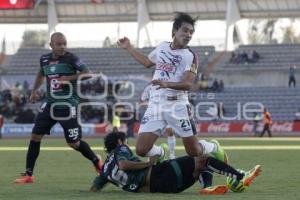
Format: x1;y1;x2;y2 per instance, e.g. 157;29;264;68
68;128;79;140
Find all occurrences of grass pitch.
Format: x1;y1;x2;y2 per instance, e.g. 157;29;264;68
0;137;300;200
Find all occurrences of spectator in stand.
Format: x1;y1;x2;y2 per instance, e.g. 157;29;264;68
218;79;224;92
211;78;219;92
229;51;237;63
249;50;260;63
260;108;272;138
14;108;35;124
217;103;225;120
240;51;249;64
288;65;296;88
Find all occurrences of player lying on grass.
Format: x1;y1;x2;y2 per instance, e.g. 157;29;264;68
90;131;262;194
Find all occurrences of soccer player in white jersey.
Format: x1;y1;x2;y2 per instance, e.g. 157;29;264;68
118;12;223;159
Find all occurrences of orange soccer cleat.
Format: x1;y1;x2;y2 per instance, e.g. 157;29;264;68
199;185;229;195
14;174;34;184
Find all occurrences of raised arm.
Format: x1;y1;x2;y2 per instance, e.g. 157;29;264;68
117;37;154;68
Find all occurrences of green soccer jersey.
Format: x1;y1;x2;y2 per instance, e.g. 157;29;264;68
92;145;148;192
39;52;88;107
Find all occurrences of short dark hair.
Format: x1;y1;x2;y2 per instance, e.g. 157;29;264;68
104;131;126;153
50;32;65;42
172;12;196;31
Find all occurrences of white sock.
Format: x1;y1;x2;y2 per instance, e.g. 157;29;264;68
168;135;176;159
198;140;216;155
146;145;164;157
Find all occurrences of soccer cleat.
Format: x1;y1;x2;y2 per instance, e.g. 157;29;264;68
241;165;262;187
94;154;103;175
210;139;229;163
14;174;34;184
157;143;169;164
199;185;228;195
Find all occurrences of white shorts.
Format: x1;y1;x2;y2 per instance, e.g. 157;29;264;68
138;101;194;137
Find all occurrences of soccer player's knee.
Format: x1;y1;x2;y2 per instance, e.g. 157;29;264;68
68;141;80;149
186;145;203;157
31;134;43;142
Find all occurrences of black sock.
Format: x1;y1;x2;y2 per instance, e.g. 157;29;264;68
75;140;99;166
199;170;213;188
205;157;244;181
25;140;41;176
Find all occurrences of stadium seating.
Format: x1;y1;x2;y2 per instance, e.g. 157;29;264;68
2;45;300;122
2;46;215;76
195;87;300;121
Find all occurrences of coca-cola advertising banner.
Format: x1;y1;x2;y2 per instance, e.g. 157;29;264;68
0;0;33;9
198;121;300;135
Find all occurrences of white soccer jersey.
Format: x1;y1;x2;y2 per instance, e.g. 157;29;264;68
148;41;198;102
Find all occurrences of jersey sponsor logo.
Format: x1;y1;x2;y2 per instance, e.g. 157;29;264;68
157;62;176;73
48;75;63;92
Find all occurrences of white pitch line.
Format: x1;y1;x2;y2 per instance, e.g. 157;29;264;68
0;145;300;151
198;137;300;141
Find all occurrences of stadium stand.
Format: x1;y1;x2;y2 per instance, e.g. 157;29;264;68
195;87;300;122
2;46;215;76
217;44;300;69
1;45;300;123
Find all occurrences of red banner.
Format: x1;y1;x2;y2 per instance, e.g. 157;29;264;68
93;121;300;136
198;121;300;134
0;0;33;9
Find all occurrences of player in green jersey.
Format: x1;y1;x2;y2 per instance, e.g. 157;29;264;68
14;32;102;184
90;131;262;194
